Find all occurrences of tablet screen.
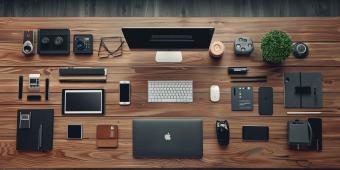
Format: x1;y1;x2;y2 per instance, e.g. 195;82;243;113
63;89;104;115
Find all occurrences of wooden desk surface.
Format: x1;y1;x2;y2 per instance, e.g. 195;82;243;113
0;17;340;169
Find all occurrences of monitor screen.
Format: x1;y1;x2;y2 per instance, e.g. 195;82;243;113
122;27;214;50
62;89;104;115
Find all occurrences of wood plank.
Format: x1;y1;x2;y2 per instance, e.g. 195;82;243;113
0;139;339;168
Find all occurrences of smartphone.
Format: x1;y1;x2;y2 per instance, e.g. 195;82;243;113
119;81;131;105
242;125;269;141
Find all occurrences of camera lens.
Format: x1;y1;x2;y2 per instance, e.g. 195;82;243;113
24;45;32;53
297;44;306;53
76;40;85;50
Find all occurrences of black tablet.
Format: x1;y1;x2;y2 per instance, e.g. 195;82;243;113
62;89;105;115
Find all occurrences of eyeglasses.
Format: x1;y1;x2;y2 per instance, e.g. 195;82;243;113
98;37;124;58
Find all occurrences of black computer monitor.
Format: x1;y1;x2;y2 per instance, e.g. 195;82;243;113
122;27;215;62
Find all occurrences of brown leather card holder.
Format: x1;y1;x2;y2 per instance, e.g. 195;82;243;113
96;125;118;148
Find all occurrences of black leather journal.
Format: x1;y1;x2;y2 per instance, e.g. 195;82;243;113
284;72;322;108
16;109;54;152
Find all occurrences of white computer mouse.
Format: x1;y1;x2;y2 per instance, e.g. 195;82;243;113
210;85;220;102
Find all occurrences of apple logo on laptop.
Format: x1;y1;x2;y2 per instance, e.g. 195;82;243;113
164;132;171;141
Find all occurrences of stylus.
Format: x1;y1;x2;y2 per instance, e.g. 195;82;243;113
230;76;267;79
287;112;322;115
38;124;43;150
45;78;49;101
231;79;267;83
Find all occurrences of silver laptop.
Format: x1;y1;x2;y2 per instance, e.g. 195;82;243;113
133;119;203;158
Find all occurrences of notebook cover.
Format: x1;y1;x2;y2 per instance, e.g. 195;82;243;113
284;72;301;108
16;109;54;152
301;73;322;108
96;125;118;148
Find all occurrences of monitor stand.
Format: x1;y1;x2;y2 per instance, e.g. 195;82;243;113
155;51;182;63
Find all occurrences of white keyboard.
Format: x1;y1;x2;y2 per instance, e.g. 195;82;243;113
148;80;193;103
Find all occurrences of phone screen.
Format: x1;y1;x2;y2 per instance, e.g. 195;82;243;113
242;126;269;141
120;83;130;102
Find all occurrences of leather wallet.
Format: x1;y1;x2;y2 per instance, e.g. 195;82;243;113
96;125;118;148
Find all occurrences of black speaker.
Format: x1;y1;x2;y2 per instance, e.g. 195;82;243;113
293;42;309;59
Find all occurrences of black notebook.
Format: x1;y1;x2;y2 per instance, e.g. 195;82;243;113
16;109;54;152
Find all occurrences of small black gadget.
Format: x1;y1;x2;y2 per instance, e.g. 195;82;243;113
18;75;23;99
216;120;230;146
228;67;248;74
242;126;269;141
231;86;253;111
27;95;41;101
73;34;93;55
38;29;70;55
62;89;105;115
293;42;309;59
234;37;254;56
59;67;106;76
45;78;49;101
259;87;273;115
308;118;322;151
67;124;83;140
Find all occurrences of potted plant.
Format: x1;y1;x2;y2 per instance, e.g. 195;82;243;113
261;30;292;64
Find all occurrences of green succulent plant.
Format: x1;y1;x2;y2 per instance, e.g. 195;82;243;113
261;30;292;64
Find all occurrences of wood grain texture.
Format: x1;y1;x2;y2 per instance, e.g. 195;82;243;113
0;0;340;17
0;17;340;168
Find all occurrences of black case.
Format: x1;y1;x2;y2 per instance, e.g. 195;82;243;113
38;29;70;55
16;109;54;152
259;87;273;115
284;72;322;108
308;118;322;151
